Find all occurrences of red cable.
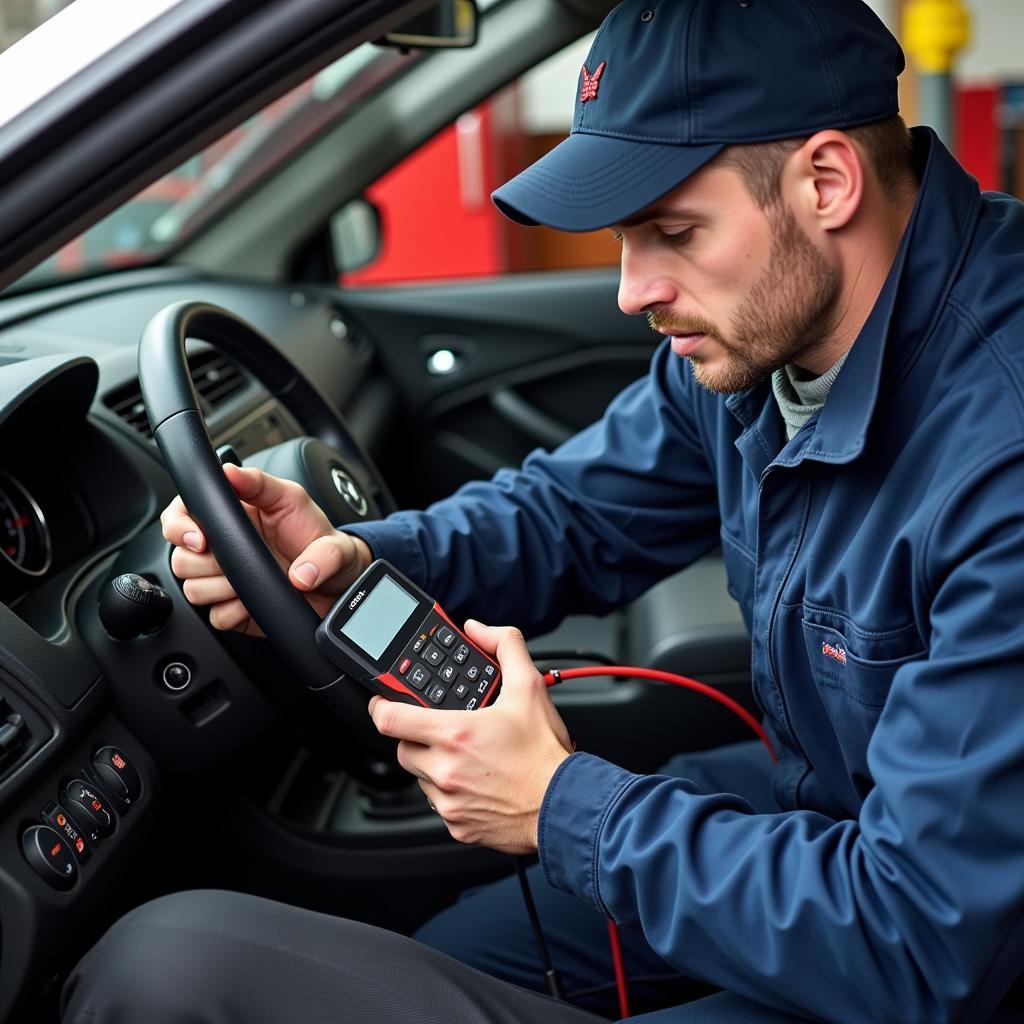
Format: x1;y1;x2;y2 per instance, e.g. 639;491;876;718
541;665;778;1017
542;666;777;763
606;916;631;1019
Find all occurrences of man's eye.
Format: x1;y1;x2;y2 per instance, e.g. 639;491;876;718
660;227;693;246
610;231;623;243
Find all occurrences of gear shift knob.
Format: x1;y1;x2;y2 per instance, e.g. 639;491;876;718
99;573;172;641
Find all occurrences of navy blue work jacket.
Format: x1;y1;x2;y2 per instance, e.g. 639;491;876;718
350;130;1024;1022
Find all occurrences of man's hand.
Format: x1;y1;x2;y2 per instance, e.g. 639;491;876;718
160;464;373;635
369;621;574;855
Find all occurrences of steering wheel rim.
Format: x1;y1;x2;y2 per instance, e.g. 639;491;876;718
138;301;382;739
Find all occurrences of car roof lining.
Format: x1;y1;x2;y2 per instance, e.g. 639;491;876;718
173;0;616;280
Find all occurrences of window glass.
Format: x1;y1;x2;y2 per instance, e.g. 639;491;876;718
13;43;403;291
0;0;75;51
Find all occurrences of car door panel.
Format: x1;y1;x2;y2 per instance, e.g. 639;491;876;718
341;268;657;504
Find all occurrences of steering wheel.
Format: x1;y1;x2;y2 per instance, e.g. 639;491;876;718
138;301;391;742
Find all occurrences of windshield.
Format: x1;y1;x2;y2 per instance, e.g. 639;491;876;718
13;41;405;291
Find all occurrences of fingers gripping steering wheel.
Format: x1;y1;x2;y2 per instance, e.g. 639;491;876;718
139;301;389;742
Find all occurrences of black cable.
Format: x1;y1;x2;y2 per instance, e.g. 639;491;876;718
512;855;565;1000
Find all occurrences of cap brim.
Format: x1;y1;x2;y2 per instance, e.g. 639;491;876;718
492;133;724;232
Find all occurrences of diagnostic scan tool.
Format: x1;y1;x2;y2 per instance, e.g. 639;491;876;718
316;560;501;710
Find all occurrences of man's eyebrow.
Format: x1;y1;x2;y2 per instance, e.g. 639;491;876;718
615;205;706;229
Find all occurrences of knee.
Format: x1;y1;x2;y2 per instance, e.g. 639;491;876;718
61;890;253;1023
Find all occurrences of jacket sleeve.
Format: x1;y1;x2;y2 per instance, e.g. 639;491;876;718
539;444;1024;1023
346;340;722;635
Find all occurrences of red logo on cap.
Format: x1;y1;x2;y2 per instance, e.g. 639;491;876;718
579;62;606;103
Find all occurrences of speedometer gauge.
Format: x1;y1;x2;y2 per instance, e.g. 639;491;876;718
0;471;51;576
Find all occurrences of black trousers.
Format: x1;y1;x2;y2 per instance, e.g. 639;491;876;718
60;888;808;1023
57;736;1024;1022
61;888;602;1024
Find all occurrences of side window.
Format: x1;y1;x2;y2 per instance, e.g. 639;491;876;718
341;34;620;287
0;1;74;50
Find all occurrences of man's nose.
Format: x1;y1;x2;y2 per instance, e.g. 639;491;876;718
617;244;677;316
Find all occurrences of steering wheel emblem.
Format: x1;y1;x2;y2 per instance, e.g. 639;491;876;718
331;467;369;517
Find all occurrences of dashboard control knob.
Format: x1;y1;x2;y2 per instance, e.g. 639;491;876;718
92;746;142;811
62;780;114;842
161;661;191;692
99;573;172;640
22;825;77;890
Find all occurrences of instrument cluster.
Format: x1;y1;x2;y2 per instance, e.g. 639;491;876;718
0;470;51;579
0;457;87;609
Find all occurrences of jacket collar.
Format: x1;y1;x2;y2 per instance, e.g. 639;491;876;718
727;128;981;468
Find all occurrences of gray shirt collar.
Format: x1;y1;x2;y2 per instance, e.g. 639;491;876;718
771;350;850;441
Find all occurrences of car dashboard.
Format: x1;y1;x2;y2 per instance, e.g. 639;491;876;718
0;269;389;1021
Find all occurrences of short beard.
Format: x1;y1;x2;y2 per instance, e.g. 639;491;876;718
650;203;840;394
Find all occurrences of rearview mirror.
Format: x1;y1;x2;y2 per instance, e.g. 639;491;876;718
378;0;478;49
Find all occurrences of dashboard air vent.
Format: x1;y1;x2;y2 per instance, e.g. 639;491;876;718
188;350;246;408
104;384;153;438
104;351;247;439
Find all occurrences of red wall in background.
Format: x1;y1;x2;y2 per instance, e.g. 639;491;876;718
957;86;1001;192
345;101;509;285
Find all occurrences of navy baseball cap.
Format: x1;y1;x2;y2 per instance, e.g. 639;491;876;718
492;0;905;232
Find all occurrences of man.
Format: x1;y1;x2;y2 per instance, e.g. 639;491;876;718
63;0;1024;1021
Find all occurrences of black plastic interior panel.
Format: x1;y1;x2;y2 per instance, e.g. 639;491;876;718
340;269;657;416
0;712;158;1023
627;555;751;677
75;528;286;786
341;269;658;502
417;350;650;484
0;666;52;784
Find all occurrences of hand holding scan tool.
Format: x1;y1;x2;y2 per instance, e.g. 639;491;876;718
316;559;501;710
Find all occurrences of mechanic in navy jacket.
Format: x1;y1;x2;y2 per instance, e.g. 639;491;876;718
69;1;1024;1022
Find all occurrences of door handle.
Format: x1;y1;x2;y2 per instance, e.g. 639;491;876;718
490;388;573;448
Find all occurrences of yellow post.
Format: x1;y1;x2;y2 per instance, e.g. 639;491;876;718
903;0;971;75
902;0;972;148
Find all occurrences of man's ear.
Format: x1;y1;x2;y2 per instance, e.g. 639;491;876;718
782;130;864;233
